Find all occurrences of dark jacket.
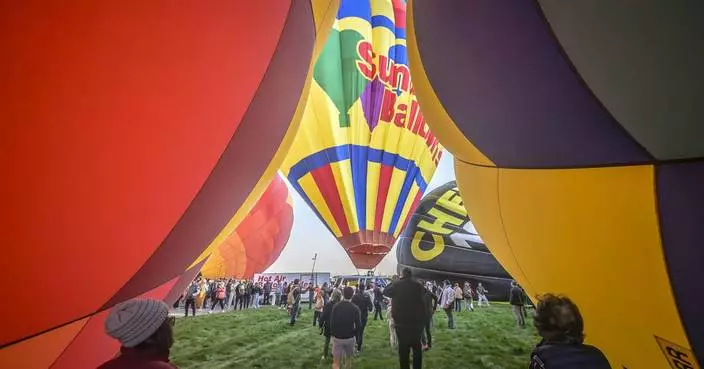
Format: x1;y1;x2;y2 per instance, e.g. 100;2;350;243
320;300;338;337
329;300;361;340
351;291;373;322
423;288;437;318
383;278;427;327
530;340;611;369
97;347;177;369
509;286;524;306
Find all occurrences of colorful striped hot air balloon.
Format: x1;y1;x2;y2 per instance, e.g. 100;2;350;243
281;0;442;270
407;1;703;368
201;174;294;279
0;1;338;368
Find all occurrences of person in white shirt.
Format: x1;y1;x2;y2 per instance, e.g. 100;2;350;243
440;280;456;329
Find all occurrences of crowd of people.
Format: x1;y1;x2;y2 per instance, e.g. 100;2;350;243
97;270;612;369
175;276;327;316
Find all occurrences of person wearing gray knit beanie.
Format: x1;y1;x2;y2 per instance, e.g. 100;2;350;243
98;298;178;369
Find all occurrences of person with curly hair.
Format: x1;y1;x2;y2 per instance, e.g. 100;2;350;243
530;294;611;369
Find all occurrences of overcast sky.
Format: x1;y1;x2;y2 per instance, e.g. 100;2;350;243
265;152;456;276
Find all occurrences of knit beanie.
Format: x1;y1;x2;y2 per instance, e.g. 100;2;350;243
104;298;169;348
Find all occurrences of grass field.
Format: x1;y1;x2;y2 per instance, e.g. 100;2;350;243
172;304;538;369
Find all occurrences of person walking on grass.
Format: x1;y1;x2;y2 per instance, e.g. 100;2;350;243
373;283;384;321
314;287;325;326
351;284;373;353
463;281;475;312
383;268;427;369
274;281;283;307
477;282;490;307
509;281;526;328
308;282;316;310
183;281;199;317
453;283;463;312
281;282;290;309
288;279;302;326
320;289;342;360
209;282;226;313
420;283;436;351
330;287;361;369
440;280;455;329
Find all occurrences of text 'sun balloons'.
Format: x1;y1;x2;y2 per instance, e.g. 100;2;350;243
407;1;703;368
397;181;512;300
0;2;338;368
281;0;442;270
200;174;294;279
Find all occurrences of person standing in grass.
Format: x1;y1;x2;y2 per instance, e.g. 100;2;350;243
372;282;384;321
275;281;283;307
351;284;373;353
463;282;475;312
320;289;342;360
453;283;463;312
322;282;330;305
440;280;456;329
288;279;302;326
330;286;361;369
308;282;316;310
509;281;526;328
420;283;436;351
281;282;290;309
383;268;427;369
477;282;490;307
314;287;325;326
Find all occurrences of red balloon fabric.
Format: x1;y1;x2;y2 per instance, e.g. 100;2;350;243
0;1;337;368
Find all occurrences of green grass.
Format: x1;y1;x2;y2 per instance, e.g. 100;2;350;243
172;305;538;369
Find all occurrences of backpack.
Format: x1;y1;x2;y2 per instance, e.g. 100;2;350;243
287;286;299;305
216;288;225;300
530;343;611;369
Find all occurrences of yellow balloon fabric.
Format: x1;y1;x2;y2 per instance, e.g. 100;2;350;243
408;0;703;368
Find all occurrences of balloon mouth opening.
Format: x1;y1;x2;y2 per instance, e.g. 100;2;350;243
338;232;395;269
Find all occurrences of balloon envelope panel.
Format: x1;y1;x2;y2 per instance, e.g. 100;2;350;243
200;174;294;279
281;0;442;269
0;1;337;367
397;181;512;300
407;0;703;367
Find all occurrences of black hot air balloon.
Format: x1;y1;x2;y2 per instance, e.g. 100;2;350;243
397;181;512;300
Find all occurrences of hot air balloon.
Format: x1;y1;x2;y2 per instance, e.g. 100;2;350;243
407;1;703;368
397;181;512;300
0;1;338;368
281;0;442;270
201;174;294;279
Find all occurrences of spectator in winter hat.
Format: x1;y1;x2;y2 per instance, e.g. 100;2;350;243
98;298;178;369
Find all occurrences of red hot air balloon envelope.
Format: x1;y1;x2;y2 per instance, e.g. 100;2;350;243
0;1;338;368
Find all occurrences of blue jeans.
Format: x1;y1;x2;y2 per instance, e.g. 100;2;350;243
290;303;300;325
444;307;454;329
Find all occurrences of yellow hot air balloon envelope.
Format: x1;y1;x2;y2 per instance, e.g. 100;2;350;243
282;0;442;269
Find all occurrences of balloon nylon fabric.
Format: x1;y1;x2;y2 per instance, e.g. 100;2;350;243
281;0;442;270
407;0;703;368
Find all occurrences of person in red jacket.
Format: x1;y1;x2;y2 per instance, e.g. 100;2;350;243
98;298;178;369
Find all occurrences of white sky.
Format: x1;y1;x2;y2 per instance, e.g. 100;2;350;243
265;152;456;276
